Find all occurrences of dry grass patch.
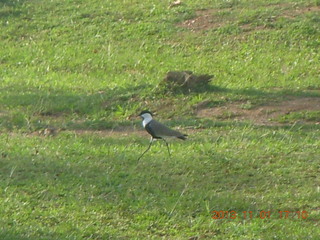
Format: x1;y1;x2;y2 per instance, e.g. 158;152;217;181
197;97;320;125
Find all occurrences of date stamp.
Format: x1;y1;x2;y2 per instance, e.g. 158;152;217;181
211;210;308;220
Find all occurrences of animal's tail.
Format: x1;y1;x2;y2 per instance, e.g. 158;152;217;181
178;134;188;140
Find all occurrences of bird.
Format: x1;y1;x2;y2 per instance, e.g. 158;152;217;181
137;110;187;160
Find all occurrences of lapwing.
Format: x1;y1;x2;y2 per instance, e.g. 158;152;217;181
138;110;187;160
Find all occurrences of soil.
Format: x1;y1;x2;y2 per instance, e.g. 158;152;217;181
177;5;320;32
176;9;224;32
197;97;320;125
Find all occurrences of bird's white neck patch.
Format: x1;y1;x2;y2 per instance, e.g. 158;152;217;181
141;113;153;127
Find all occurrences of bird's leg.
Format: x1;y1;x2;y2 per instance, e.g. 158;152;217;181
162;138;171;157
137;137;153;161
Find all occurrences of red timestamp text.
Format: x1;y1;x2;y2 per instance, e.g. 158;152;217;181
211;210;308;220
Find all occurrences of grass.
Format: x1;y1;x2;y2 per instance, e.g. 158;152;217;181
0;0;320;239
276;111;320;123
0;125;319;239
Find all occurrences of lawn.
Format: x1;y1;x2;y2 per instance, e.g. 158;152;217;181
0;0;319;239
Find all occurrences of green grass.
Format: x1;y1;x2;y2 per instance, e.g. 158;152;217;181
0;0;320;239
276;111;320;123
0;125;319;239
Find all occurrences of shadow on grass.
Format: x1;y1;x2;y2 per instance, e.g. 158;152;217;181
1;83;320;131
165;83;320;98
0;231;31;240
1;84;150;114
0;0;26;19
0;0;24;5
0;231;73;240
0;224;113;240
0;84;150;130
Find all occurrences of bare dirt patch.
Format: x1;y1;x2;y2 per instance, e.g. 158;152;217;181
177;5;320;32
58;127;197;139
282;5;320;19
197;97;320;125
177;9;226;31
70;128;149;138
28;126;150;138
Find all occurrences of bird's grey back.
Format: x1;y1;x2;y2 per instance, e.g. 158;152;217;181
149;120;185;138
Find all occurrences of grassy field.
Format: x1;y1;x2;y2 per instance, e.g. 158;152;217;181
1;0;320;239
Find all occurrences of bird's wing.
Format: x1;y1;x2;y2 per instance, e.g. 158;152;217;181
149;120;185;138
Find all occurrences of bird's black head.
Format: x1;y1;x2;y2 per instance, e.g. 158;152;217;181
139;110;153;117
